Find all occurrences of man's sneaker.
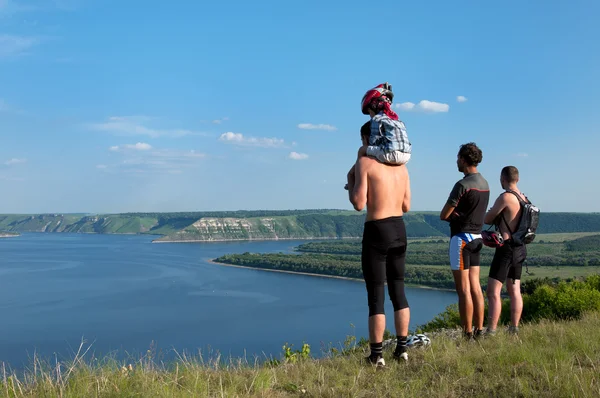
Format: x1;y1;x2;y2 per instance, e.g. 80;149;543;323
474;329;485;340
485;328;497;337
393;352;408;362
507;325;519;335
365;355;386;368
393;346;408;362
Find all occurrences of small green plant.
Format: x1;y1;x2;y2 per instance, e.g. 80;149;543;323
343;334;356;351
522;279;600;322
282;343;311;363
586;274;600;290
418;303;461;332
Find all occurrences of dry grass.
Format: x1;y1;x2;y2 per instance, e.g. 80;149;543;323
2;312;600;397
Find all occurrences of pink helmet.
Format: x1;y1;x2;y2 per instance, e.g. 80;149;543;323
361;83;394;115
482;230;505;248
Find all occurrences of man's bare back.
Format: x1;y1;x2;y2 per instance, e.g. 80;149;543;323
486;190;527;241
499;192;526;240
350;156;411;222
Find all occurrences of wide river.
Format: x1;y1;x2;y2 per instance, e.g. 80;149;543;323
0;233;455;367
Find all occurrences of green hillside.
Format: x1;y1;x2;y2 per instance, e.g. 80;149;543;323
155;212;600;242
2;211;600;242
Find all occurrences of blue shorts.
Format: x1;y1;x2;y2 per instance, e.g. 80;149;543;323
449;233;483;271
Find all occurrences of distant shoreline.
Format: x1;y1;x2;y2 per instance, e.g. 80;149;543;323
153;236;361;243
208;259;454;292
152;235;446;243
208;259;363;282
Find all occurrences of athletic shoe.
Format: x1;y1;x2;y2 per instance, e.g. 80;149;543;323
365;355;386;368
393;351;408;362
507;325;519;335
473;329;485;340
393;346;408;362
485;328;497;337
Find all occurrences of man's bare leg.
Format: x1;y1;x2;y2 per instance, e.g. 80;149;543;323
486;278;504;331
453;270;473;335
369;314;385;343
392;308;410;361
468;267;485;332
506;279;523;328
394;308;410;337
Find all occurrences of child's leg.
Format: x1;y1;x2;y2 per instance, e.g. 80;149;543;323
357;145;368;160
380;151;411;165
364;145;385;162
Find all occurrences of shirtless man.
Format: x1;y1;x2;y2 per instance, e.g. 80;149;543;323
484;166;528;335
346;121;411;367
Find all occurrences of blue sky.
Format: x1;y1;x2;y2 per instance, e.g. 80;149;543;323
1;0;599;214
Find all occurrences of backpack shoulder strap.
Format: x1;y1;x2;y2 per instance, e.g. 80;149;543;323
505;189;525;203
500;190;523;234
506;189;532;204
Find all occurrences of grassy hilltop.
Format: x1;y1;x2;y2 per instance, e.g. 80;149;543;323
1;312;599;397
2;210;600;242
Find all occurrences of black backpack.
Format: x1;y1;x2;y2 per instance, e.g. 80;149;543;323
502;190;540;245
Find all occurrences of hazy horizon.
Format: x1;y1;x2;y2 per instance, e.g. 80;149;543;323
1;208;598;216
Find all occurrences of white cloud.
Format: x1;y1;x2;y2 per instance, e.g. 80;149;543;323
457;96;468;103
297;123;337;131
419;100;450;113
289;152;309;160
96;164;108;169
128;142;152;151
516;153;529;158
0;34;38;58
395;100;449;113
219;132;243;142
109;143;153;152
212;117;229;124
219;132;286;148
88;116;201;138
396;102;416;111
4;158;26;165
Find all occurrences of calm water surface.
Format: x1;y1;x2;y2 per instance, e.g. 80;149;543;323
0;233;455;366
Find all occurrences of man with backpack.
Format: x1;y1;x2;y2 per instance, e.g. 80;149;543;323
484;165;539;335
